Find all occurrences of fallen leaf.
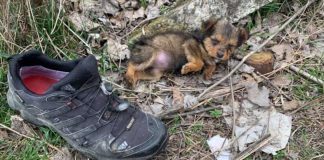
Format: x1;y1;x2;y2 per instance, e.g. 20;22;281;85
183;94;198;108
282;100;300;111
67;12;100;31
222;100;292;155
105;38;130;60
121;0;140;10
145;5;160;19
172;87;184;106
150;103;164;115
102;0;120;15
49;147;73;160
271;44;294;62
244;82;270;107
10;115;34;137
132;7;146;19
207;135;232;160
271;74;291;87
0;129;8;140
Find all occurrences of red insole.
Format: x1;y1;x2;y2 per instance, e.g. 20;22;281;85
22;75;59;95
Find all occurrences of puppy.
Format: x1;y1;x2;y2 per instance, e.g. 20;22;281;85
125;18;249;87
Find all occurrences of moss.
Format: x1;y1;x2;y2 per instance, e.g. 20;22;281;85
128;16;188;45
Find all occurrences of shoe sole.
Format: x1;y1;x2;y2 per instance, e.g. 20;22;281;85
7;89;168;160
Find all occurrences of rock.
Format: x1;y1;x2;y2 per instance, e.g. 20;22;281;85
130;0;273;41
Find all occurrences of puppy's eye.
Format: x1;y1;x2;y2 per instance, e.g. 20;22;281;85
211;39;219;45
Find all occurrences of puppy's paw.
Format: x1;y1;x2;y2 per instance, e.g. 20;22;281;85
124;74;137;88
181;65;192;75
203;71;213;80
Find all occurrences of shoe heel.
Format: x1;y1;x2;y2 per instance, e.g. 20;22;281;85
7;90;44;126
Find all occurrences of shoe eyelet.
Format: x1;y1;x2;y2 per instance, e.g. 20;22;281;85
82;141;89;147
53;118;60;123
62;127;69;133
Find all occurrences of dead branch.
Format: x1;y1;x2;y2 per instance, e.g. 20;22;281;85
162;105;222;119
289;64;324;86
289;95;324;115
234;134;273;160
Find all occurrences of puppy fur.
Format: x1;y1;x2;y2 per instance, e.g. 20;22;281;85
125;18;249;87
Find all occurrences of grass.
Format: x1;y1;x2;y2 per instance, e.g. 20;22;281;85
0;0;323;160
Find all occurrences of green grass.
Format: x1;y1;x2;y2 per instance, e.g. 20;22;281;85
209;109;222;118
0;1;79;159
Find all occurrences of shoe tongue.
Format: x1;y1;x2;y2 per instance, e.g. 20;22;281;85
47;55;100;93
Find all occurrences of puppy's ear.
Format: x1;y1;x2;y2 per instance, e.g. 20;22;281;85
237;27;249;47
201;18;219;33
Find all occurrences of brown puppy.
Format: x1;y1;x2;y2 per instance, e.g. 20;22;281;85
125;18;249;87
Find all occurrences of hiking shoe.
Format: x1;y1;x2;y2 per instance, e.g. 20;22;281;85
6;50;168;160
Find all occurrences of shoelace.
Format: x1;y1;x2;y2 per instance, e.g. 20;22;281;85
51;76;135;147
62;77;129;120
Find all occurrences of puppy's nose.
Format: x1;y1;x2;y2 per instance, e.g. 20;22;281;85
217;52;224;58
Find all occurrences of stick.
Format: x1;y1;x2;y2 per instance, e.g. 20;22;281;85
162;105;221;119
198;0;315;99
234;134;273;160
289;65;324;86
289;95;324;115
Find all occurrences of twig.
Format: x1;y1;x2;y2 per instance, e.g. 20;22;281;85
289;95;324;115
256;72;292;100
310;154;324;160
229;67;237;150
62;22;93;54
27;0;44;52
51;0;64;34
162;105;221;119
289;65;324;86
0;123;63;154
158;98;213;117
234;134;273;160
198;0;315;99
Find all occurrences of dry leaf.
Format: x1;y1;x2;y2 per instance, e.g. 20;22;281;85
132;7;146;19
183;94;198;108
150;103;164;115
207;135;232;160
271;74;291;87
282;100;299;111
105;38;130;60
145;5;160;19
49;147;73;160
172;87;184;106
271;44;294;61
222;100;292;155
244;82;270;107
102;0;120;15
10;115;34;137
0;129;8;140
67;12;100;31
